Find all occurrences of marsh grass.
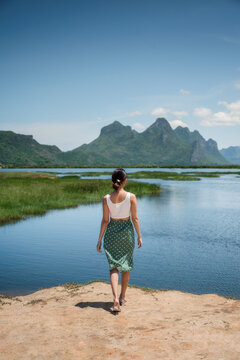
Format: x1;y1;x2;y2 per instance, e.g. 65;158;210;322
0;171;161;226
79;170;201;180
79;170;240;180
128;171;201;180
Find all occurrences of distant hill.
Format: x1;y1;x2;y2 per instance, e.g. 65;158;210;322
0;131;62;166
0;118;231;166
220;146;240;165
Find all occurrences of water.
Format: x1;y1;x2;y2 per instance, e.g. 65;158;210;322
0;168;239;299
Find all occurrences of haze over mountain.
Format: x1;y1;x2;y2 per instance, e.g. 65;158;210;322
220;146;240;165
0;118;231;166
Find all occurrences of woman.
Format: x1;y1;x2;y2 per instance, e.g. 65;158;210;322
96;168;142;312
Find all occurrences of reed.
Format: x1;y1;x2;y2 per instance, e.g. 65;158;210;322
0;171;161;226
78;170;201;180
79;170;240;180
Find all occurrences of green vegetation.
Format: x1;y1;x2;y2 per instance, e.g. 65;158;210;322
78;171;112;176
127;171;201;180
78;170;201;180
0;171;161;226
76;169;240;180
184;171;240;177
0;130;62;166
0;168;238;226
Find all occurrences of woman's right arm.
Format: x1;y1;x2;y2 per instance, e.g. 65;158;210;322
96;196;109;253
130;194;143;248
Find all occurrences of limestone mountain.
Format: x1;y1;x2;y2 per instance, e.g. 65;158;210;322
0;118;230;166
64;118;229;165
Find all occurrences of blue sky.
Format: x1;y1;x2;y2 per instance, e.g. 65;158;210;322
0;0;240;151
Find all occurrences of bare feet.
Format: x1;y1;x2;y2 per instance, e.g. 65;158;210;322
119;294;127;306
111;299;121;312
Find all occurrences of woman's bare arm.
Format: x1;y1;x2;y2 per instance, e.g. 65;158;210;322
130;193;143;248
96;196;109;253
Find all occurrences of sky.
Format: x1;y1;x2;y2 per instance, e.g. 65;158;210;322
0;0;240;151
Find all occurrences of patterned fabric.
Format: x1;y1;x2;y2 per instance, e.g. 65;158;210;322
103;219;135;272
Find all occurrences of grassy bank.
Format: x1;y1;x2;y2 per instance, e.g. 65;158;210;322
77;171;201;180
127;170;240;180
69;170;240;180
0;171;161;226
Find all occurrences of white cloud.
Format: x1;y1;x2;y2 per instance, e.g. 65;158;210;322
234;82;240;89
193;107;212;117
171;110;188;118
179;89;190;95
151;107;189;121
151;107;170;116
169;120;189;129
132;122;146;132
194;99;240;126
0;121;98;151
218;99;240;113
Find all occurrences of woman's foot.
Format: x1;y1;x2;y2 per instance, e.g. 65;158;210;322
119;294;127;306
111;299;121;312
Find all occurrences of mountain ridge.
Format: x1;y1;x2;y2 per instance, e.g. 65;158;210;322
0;118;231;166
220;146;240;165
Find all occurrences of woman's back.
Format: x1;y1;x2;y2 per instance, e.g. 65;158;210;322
106;191;131;219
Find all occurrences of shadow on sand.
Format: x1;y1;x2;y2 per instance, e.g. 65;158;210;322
75;301;120;315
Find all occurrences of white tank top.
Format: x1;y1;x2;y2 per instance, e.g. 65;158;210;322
106;192;131;219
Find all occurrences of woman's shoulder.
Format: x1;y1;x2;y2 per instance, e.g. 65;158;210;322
128;192;136;200
103;193;109;201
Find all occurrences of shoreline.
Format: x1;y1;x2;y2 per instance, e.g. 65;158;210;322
1;280;239;300
1;164;240;168
1;280;239;360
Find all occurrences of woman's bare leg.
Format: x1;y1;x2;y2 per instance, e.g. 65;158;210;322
110;268;119;302
120;271;130;299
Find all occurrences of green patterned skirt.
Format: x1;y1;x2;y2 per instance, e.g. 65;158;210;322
103;219;135;272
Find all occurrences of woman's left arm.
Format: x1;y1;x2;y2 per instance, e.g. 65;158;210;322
96;196;109;253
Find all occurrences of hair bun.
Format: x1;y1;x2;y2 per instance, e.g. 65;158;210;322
111;168;127;191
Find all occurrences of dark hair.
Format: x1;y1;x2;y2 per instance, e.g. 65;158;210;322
112;168;127;191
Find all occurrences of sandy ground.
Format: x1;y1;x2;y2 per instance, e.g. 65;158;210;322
0;281;240;360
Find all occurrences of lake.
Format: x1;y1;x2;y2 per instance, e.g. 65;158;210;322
0;168;239;299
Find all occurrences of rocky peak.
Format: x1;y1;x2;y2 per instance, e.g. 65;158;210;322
100;120;132;136
143;117;173;135
206;138;218;149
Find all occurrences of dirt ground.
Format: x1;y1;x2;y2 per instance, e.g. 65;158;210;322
0;281;239;360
